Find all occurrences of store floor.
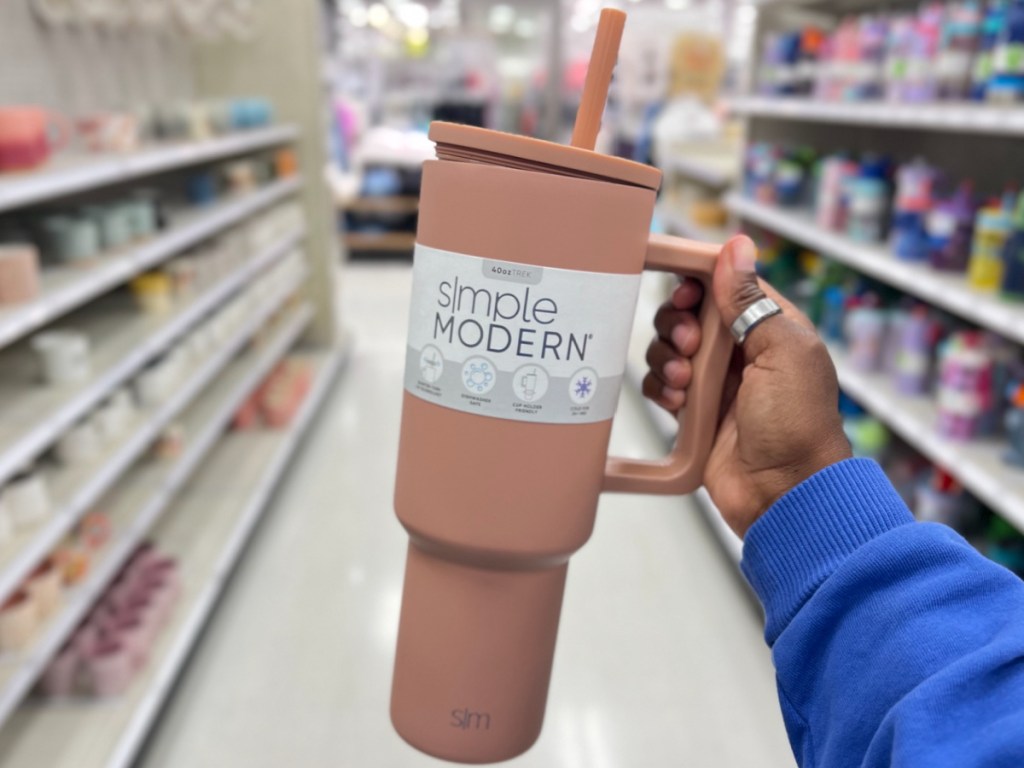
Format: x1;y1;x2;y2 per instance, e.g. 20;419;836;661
137;263;796;768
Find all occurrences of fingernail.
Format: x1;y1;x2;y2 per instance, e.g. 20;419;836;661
731;238;757;273
672;281;687;307
672;325;692;351
664;360;684;383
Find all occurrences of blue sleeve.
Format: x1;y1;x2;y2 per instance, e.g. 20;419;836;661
740;458;1024;768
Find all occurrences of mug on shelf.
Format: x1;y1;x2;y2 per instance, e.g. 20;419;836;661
36;214;101;264
0;590;37;652
124;198;158;239
86;640;133;696
130;271;173;314
274;148;298;178
5;470;51;530
27;557;63;619
0;106;69;172
75;112;139;154
0;244;41;304
185;171;219;206
31;329;91;385
83;204;135;251
55;418;100;466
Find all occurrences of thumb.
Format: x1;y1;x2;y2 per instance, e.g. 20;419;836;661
712;235;787;362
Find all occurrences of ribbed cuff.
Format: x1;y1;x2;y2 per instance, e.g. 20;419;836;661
740;458;914;646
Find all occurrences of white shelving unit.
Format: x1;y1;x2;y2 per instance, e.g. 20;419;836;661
0;293;312;729
0;0;341;754
0;348;341;768
829;344;1024;531
730;96;1024;137
0;177;301;352
658;203;731;245
0;224;305;493
663;153;738;189
725;194;1024;345
0;127;298;215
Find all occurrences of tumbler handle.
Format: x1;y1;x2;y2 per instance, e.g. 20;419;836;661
604;233;733;495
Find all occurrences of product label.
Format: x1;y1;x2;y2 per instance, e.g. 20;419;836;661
404;243;641;424
994;43;1024;74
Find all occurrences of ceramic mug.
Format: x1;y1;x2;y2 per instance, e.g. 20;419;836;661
36;214;101;263
0;244;41;304
83;204;135;251
87;640;133;696
31;330;91;385
5;471;51;530
56;418;100;466
130;272;173;314
0;106;69;172
185;171;219;206
0;590;37;652
124;198;158;239
76;112;139;153
39;644;79;697
27;558;63;619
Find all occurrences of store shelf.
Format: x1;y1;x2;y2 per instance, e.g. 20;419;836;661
342;195;419;214
829;344;1024;532
0;126;298;214
663;153;737;189
725;194;1024;345
0;256;308;615
344;231;417;252
0;297;314;735
0;346;341;768
0;224;305;493
0;177;301;353
659;203;731;245
729;96;1024;137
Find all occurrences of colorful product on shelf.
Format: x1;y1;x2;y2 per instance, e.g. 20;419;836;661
937;1;984;98
985;516;1024;574
38;543;181;699
1001;189;1024;298
927;181;976;271
968;196;1014;290
0;244;40;304
0;106;69;173
915;468;979;528
971;0;1008;98
885;13;917;101
846;304;889;372
846;175;889;243
892;305;942;394
1006;376;1024;465
816;155;857;231
891;160;937;261
937;331;995;439
988;0;1024;101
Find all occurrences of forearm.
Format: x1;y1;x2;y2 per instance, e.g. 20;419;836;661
741;459;1024;767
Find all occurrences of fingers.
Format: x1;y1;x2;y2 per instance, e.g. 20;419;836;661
645;340;693;389
653;306;701;355
642;370;685;413
670;277;703;310
712;235;811;363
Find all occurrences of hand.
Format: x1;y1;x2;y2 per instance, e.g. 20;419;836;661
643;235;851;538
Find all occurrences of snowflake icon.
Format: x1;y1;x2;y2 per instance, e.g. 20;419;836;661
568;368;598;404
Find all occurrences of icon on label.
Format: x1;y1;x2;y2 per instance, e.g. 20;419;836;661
462;357;496;395
419;345;444;384
568;368;598;405
512;365;549;402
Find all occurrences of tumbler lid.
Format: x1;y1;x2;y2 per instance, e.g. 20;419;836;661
429;122;663;192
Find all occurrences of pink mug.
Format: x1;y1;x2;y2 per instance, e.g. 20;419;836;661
0;107;69;172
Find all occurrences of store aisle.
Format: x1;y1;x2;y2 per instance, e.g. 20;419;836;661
138;263;795;768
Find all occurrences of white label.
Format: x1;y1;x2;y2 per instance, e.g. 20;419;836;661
404;243;641;424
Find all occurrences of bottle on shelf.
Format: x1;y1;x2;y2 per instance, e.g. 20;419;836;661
987;0;1024;102
891;159;936;260
1000;189;1024;299
967;191;1015;291
972;0;1008;99
937;1;983;99
927;181;976;272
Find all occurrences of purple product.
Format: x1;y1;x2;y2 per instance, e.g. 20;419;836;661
846;306;888;372
927;182;976;272
893;306;938;394
902;4;945;102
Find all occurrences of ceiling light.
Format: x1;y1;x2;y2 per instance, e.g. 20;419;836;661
367;2;390;28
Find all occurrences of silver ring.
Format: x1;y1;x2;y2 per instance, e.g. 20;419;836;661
730;297;783;344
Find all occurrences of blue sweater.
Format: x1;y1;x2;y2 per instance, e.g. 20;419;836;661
741;458;1024;767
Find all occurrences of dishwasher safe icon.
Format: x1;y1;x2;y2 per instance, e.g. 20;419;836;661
462;357;496;395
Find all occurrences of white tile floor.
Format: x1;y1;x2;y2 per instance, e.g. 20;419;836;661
137;263;796;768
